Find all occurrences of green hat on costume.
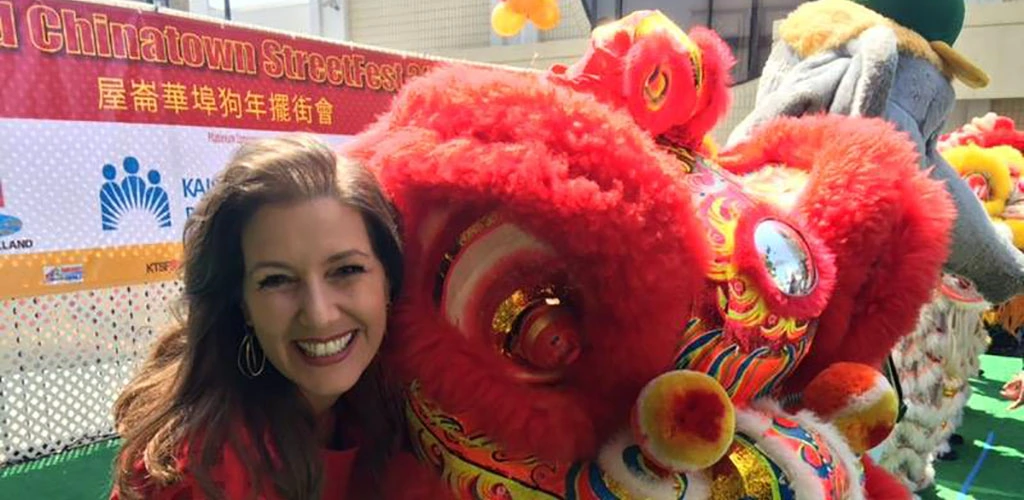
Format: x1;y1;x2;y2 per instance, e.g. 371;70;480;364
853;0;965;45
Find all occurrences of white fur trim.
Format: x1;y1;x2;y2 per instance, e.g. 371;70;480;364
683;470;711;500
880;294;991;491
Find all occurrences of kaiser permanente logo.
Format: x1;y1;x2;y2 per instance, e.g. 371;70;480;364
100;156;172;231
182;176;216;219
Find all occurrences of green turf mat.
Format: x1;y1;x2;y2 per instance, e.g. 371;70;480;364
919;353;1024;500
0;439;118;499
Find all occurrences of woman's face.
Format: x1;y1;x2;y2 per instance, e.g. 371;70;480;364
241;196;389;413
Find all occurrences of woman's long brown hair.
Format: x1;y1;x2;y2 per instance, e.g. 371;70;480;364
111;135;405;499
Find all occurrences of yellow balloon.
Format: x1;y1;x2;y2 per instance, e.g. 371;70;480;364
529;1;561;30
492;3;527;37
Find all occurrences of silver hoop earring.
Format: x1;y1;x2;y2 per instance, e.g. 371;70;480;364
237;328;266;378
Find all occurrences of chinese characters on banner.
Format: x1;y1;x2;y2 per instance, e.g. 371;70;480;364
96;77;336;126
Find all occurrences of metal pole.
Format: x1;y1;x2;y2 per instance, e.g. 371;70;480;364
224;0;231;20
580;0;593;27
746;0;760;79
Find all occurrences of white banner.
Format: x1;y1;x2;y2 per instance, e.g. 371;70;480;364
0;118;350;256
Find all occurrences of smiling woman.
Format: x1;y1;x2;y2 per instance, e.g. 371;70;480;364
109;135;406;500
241;196;391;415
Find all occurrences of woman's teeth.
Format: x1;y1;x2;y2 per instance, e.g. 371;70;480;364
296;331;354;357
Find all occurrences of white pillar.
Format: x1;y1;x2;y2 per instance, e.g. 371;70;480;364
309;0;322;37
338;0;349;40
189;0;210;17
318;0;348;40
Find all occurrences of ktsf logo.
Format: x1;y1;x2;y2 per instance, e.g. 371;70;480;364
146;260;181;274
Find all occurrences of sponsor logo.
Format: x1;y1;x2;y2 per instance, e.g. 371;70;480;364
181;176;216;219
0;213;21;238
44;264;85;285
100;156;172;231
146;259;181;274
0;178;33;251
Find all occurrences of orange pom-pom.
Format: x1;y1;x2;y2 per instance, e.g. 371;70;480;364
632;370;735;472
802;362;899;454
491;2;527;37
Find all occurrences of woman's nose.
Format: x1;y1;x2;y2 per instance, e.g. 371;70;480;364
299;280;342;329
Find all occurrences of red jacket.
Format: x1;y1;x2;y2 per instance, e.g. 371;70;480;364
111;439;358;499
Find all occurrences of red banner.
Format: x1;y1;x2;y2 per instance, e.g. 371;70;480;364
0;0;439;134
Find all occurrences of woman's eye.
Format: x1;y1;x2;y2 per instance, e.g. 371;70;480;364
257;274;294;290
332;265;367;278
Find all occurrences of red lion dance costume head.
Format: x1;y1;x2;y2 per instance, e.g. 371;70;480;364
347;11;953;500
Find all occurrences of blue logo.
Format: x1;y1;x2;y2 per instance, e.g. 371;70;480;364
0;178;22;237
0;213;21;237
100;156;172;231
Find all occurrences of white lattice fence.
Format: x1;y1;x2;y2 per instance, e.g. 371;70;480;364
0;281;182;465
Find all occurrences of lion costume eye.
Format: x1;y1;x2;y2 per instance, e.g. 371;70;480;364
435;213;582;380
752;219;817;297
643;64;670;111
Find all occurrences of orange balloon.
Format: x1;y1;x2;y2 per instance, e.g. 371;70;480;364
506;0;544;14
492;3;527;37
529;0;561;30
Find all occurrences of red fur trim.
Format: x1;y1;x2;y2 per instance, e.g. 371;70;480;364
721;114;955;392
547;23;733;151
861;455;913;500
381;452;454;500
662;26;735;148
623;33;700;137
940;115;1024;151
388;306;599;461
977;127;1024;151
732;203;837;320
348;64;711;462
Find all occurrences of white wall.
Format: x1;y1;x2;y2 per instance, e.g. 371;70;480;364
953;1;1024;100
186;0;346;39
212;2;309;34
428;38;590;71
